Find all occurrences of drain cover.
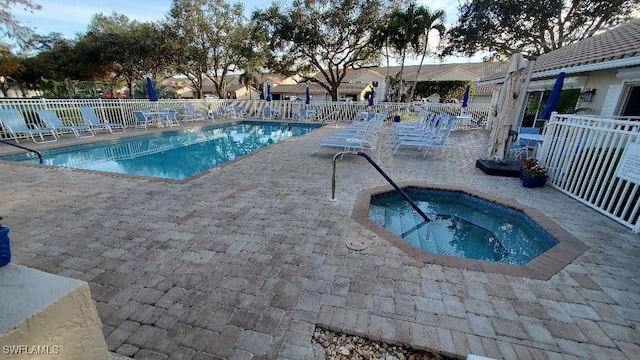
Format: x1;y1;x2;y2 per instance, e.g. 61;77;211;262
346;238;372;251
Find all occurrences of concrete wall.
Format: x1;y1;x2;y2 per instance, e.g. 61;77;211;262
0;264;110;360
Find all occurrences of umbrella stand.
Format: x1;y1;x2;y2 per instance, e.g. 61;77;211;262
503;58;536;160
476;55;535;176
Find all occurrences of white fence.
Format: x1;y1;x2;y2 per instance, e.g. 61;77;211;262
537;114;640;232
0;98;492;139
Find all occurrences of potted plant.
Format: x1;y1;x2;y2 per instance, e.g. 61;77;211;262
521;158;548;188
0;216;11;267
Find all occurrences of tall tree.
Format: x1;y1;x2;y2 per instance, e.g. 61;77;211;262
373;3;439;102
407;7;446;102
445;0;640;58
253;0;383;101
0;0;41;48
166;0;258;99
82;13;172;97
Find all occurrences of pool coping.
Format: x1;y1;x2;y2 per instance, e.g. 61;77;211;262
352;182;590;280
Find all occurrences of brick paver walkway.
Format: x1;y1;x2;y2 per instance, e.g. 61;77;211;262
1;121;639;359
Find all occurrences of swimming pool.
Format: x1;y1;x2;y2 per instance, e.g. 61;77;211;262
1;122;321;180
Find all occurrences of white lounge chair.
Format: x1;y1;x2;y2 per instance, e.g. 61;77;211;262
36;109;95;138
177;103;205;122
313;114;384;154
79;106;125;133
393;113;449;141
0;109;57;143
393;117;458;157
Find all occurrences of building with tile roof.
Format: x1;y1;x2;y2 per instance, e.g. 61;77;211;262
268;62;507;103
483;18;640;119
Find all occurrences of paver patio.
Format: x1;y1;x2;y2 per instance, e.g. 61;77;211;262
1;120;639;359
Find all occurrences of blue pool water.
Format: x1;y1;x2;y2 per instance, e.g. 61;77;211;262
1;122;320;180
368;188;558;265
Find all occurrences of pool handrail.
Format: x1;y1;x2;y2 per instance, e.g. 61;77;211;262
331;151;431;224
0;138;43;163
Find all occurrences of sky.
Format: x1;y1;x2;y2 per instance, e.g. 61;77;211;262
11;0;485;64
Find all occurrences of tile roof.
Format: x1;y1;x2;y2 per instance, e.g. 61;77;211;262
272;82;369;94
534;18;640;74
342;62;508;82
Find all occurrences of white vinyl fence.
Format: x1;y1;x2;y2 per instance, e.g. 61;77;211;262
537;114;640;232
0;98;493;140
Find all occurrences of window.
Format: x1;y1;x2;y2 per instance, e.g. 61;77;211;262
621;85;640;116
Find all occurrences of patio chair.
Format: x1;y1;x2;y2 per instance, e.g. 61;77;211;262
158;109;180;127
294;108;316;121
234;106;247;118
179;103;213;122
393;117;458;157
134;110;156;129
262;108;280;119
313;114;384;154
509;127;539;160
36;109;95;138
79;106;125;134
0;109;57;143
393;113;448;141
219;106;237;118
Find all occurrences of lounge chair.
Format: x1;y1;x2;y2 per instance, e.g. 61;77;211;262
313;114;384;154
295;108;317;121
393;117;458;157
262;108;280;119
179;103;213;122
219;106;238;118
79;106;125;133
36;109;95;138
0;109;57;143
393;113;448;141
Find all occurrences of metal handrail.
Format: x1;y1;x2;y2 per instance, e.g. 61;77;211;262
0;139;43;163
332;151;431;223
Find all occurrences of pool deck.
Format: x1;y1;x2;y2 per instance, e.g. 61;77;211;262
1;119;639;359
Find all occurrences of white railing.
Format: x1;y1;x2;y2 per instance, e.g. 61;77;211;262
0;98;492;140
537;114;640;232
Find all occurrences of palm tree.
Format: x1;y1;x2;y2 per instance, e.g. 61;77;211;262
408;7;446;101
377;3;433;102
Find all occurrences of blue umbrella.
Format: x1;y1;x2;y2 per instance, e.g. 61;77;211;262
266;83;271;102
368;87;375;106
540;72;566;119
146;77;158;102
305;85;310;105
461;84;471;107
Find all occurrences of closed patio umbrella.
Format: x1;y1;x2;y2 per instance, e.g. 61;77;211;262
146;77;158;102
539;71;566;119
368;86;375;106
266;83;271;102
461;84;471;108
486;53;527;161
305;85;310;105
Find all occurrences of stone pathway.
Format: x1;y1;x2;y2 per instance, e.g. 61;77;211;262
1;121;638;359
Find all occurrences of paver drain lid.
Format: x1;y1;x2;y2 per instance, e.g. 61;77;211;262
346;238;371;250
